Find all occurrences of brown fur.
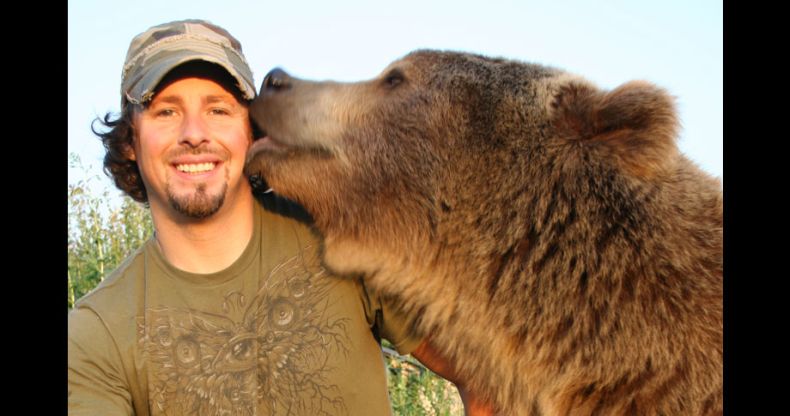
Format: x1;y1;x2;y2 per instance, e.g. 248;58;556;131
245;50;723;415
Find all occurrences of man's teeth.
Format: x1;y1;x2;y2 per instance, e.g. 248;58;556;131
176;163;216;173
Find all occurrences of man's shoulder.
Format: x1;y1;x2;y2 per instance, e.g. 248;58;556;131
72;242;149;315
255;194;323;246
255;192;314;227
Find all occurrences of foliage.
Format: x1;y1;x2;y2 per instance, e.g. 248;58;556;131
67;153;462;414
68;154;154;309
383;340;464;415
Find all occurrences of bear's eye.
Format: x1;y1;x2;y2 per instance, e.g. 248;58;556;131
382;69;405;89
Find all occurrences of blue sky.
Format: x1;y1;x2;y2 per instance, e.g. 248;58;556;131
68;0;722;203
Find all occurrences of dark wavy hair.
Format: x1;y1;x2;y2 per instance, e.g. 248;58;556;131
92;104;148;203
92;61;253;204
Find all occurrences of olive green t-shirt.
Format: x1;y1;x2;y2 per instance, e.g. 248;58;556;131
68;200;422;415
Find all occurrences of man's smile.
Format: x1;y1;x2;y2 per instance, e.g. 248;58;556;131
169;153;226;179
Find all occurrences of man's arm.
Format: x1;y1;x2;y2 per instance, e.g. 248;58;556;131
410;338;496;416
68;307;133;416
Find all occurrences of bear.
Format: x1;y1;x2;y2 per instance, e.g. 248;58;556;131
244;50;723;415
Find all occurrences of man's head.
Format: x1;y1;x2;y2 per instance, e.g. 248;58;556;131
96;19;256;219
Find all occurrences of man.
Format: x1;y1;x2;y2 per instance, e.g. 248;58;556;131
68;19;492;415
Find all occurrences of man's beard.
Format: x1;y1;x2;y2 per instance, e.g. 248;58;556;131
167;182;227;219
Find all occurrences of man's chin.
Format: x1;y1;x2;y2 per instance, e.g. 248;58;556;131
167;187;227;220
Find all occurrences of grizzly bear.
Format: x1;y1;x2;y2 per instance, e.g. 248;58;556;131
244;50;723;415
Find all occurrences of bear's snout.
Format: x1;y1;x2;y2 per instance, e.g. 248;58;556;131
246;66;348;171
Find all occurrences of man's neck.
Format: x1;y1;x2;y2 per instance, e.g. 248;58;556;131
150;192;255;274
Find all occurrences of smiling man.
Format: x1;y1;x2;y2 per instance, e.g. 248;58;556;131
137;68;248;220
128;60;256;273
68;19;492;415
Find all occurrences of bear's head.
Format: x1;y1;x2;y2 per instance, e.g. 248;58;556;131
244;50;680;279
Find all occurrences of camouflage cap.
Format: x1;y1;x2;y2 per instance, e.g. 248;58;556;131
121;19;256;107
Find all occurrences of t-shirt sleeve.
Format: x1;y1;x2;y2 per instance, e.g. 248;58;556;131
356;278;424;356
68;306;133;416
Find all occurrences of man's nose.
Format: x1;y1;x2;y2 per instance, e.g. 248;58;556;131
179;113;209;147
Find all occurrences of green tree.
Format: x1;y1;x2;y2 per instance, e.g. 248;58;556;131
67;154;153;309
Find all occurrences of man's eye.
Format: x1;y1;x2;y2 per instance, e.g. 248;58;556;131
155;109;176;117
210;108;231;116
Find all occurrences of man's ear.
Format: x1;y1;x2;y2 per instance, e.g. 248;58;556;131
124;142;137;161
550;79;680;178
126;116;137;161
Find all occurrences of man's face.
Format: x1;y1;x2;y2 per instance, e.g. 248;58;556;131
131;76;252;220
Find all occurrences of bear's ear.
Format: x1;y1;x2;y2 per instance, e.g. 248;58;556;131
550;79;679;178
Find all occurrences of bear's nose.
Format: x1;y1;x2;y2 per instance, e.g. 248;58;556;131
261;68;292;93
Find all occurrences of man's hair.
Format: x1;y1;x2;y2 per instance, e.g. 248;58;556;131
93;61;252;204
93;104;147;203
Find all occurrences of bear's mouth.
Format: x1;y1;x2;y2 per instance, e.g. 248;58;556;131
248;119;300;155
246;123;276;194
248;120;302;164
248;121;335;159
249;134;288;155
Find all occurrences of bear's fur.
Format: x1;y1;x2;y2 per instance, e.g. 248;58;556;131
245;50;723;415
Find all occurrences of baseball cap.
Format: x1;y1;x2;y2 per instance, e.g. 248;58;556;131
120;19;256;106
